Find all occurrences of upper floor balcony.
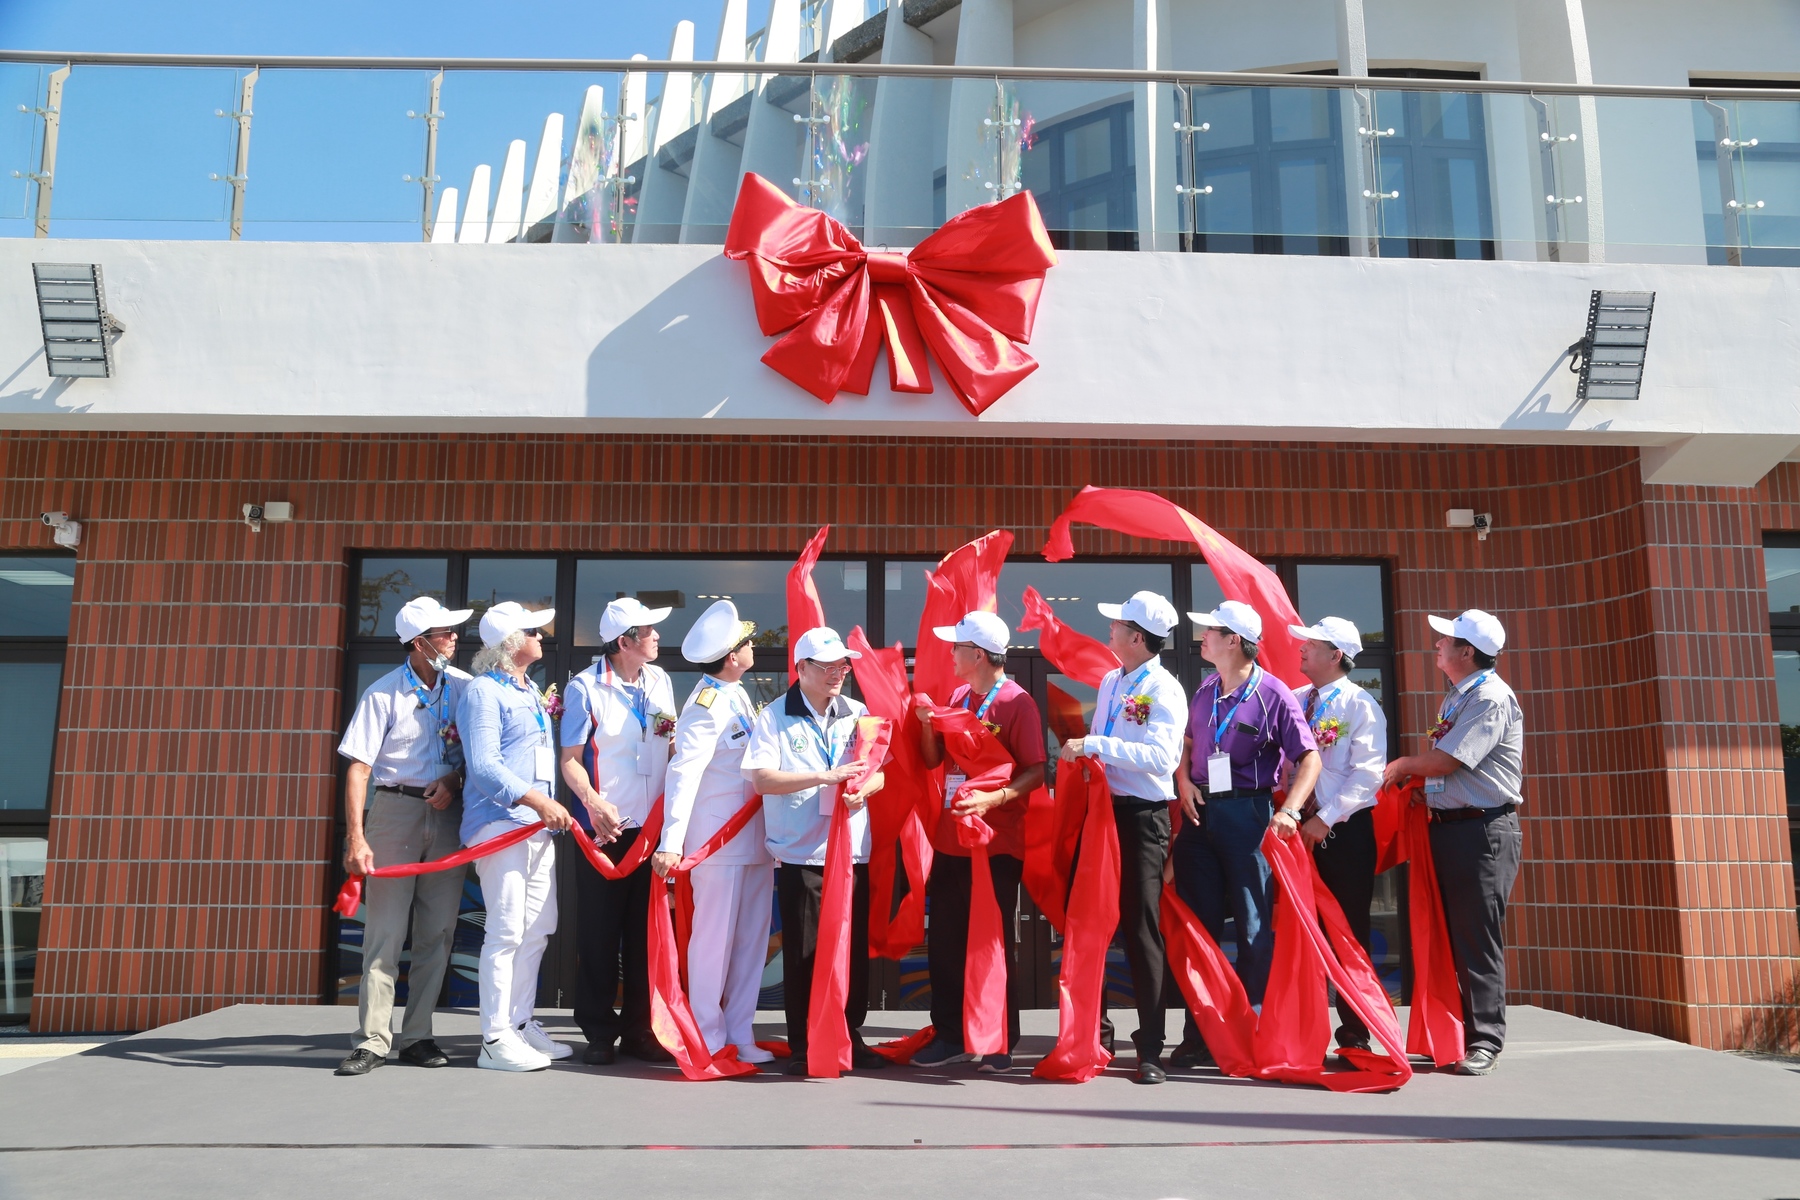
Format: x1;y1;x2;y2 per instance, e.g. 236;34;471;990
3;0;1798;269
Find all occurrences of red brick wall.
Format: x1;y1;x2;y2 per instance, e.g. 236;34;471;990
8;432;1797;1046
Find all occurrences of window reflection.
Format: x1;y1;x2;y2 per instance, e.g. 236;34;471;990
356;557;448;640
0;557;75;638
997;562;1174;651
466;558;557;638
1766;548;1800;615
0;837;45;1023
574;559;865;650
1297;563;1385;646
0;663;60;811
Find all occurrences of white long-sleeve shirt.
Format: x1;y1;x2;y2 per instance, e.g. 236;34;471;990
1084;658;1189;801
658;677;769;865
1293;677;1387;826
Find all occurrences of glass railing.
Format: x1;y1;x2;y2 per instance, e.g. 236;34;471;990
2;54;1796;266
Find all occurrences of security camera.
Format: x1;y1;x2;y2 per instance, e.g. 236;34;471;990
40;511;67;527
1473;513;1493;542
242;503;264;532
40;512;80;547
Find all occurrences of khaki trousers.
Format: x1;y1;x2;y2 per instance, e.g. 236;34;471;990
354;789;466;1056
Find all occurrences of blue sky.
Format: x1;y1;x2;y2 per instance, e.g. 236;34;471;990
0;0;742;239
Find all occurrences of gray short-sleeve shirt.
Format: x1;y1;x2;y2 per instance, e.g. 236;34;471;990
1430;672;1524;810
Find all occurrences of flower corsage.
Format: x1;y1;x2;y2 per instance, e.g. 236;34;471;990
1428;715;1454;743
1124;694;1153;725
539;683;564;721
652;711;678;738
1312;716;1345;749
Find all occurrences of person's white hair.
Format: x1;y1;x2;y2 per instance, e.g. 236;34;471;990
470;629;528;678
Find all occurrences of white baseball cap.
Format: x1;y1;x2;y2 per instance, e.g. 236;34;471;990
793;626;862;664
1190;599;1263;644
395;596;473;644
932;610;1010;657
1097;591;1179;638
600;596;673;643
682;599;757;663
1428;609;1506;657
1288;615;1364;661
478;600;555;648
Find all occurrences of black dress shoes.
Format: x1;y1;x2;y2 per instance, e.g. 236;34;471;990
620;1033;674;1063
335;1049;384;1076
1134;1057;1167;1085
398;1039;449;1068
1168;1040;1212;1070
785;1055;811;1075
582;1042;618;1066
851;1043;890;1070
1453;1047;1499;1076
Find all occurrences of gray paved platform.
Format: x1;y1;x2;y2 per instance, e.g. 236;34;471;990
0;1004;1794;1199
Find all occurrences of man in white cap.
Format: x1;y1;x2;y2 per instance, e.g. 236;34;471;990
334;596;474;1076
650;600;774;1067
910;611;1045;1073
1172;599;1319;1070
742;626;888;1075
460;600;572;1071
1057;590;1189;1085
1287;615;1388;1056
1383;608;1523;1077
559;596;677;1065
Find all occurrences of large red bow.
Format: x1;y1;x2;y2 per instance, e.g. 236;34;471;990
723;173;1059;414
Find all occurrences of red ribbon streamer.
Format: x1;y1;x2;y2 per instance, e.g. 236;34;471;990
1042;485;1306;689
912;531;1013;707
786;525;830;686
722;173;1059;414
846;628;935;960
1372;779;1465;1067
1018;585;1119;689
872;1024;937;1064
806;717;894;1079
1032;759;1119;1082
647;796;768;1081
918;702;1017;1056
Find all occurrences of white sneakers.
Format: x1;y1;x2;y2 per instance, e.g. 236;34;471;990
519;1019;574;1061
735;1042;775;1064
478;1029;552;1072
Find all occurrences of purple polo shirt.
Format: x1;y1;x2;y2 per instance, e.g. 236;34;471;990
1187;667;1317;792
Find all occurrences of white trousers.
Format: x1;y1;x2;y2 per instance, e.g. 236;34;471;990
686;860;774;1054
472;821;559;1043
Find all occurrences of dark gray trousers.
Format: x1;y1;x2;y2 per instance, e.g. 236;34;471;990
1428;808;1523;1055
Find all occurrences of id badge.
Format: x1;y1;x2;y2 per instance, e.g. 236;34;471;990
820;783;838;816
533;744;556;786
636;740;658;776
1206;751;1233;794
944;772;967;810
1424;775;1446;795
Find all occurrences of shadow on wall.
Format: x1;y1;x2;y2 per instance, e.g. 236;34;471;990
1734;967;1800;1055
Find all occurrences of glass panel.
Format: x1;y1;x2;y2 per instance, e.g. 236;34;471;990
1063;116;1112;183
1043;673;1097;794
882;559;935;647
573;558;866;650
466;558;558;637
0;663;60;810
1269;87;1334;142
0;64;44;228
1189;86;1346;250
0;837;47;1022
1189;563;1225;617
1369;869;1403;1001
1773;649;1800;907
432;70;592;245
993;562;1175;651
1296;563;1386;647
1013;83;1137;249
353;657;404;706
355;557;449;640
0;556;75;638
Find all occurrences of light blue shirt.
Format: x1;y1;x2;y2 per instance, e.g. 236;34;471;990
458;672;556;844
741;684;871;866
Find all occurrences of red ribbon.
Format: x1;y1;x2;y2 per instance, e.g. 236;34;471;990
911;531;1013;706
1043;486;1306;689
332;798;665;918
871;1024;937;1065
723;173;1058;414
1373;779;1465;1066
786;525;830;686
918;702;1017;1056
646;795;768;1081
1032;758;1119;1082
846;629;935;960
806;717;894;1079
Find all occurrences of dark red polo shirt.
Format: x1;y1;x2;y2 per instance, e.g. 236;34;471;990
932;678;1046;861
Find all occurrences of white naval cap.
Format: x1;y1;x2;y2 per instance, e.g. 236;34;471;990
1189;599;1263;644
600;596;673;643
1428;609;1506;657
932;610;1010;657
1288;615;1364;661
395;595;473;644
1097;590;1179;638
478;600;555;648
793;626;861;664
682;599;757;663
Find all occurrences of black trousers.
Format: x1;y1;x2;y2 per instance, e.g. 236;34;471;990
1097;799;1171;1060
572;826;653;1047
777;861;871;1056
1429;808;1523;1055
926;851;1024;1052
1313;805;1378;1047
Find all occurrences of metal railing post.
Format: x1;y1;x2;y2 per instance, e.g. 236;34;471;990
211;67;257;240
12;65;70;238
406;72;445;242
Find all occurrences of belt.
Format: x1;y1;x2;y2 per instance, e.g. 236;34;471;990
1202;787;1273;801
376;784;433;800
1429;802;1516;824
1111;792;1171;806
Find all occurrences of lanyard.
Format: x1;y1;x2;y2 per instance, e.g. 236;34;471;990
487;670;547;739
1101;664;1155;737
802;705;845;769
1209;665;1263;746
1305;682;1341;727
704;675;754;736
1432;671;1492;743
402;661;452;728
604;660;650;735
962;680;1004;723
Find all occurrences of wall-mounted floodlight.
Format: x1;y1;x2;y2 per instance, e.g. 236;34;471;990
1568;290;1653;401
32;263;125;378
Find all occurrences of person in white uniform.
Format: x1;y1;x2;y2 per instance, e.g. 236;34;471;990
334;596;473;1076
1288;616;1388;1055
1057;590;1190;1085
651;600;775;1066
459;601;575;1072
558;596;677;1065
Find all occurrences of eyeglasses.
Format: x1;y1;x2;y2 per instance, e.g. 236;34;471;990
420;629;459;642
805;659;852;676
